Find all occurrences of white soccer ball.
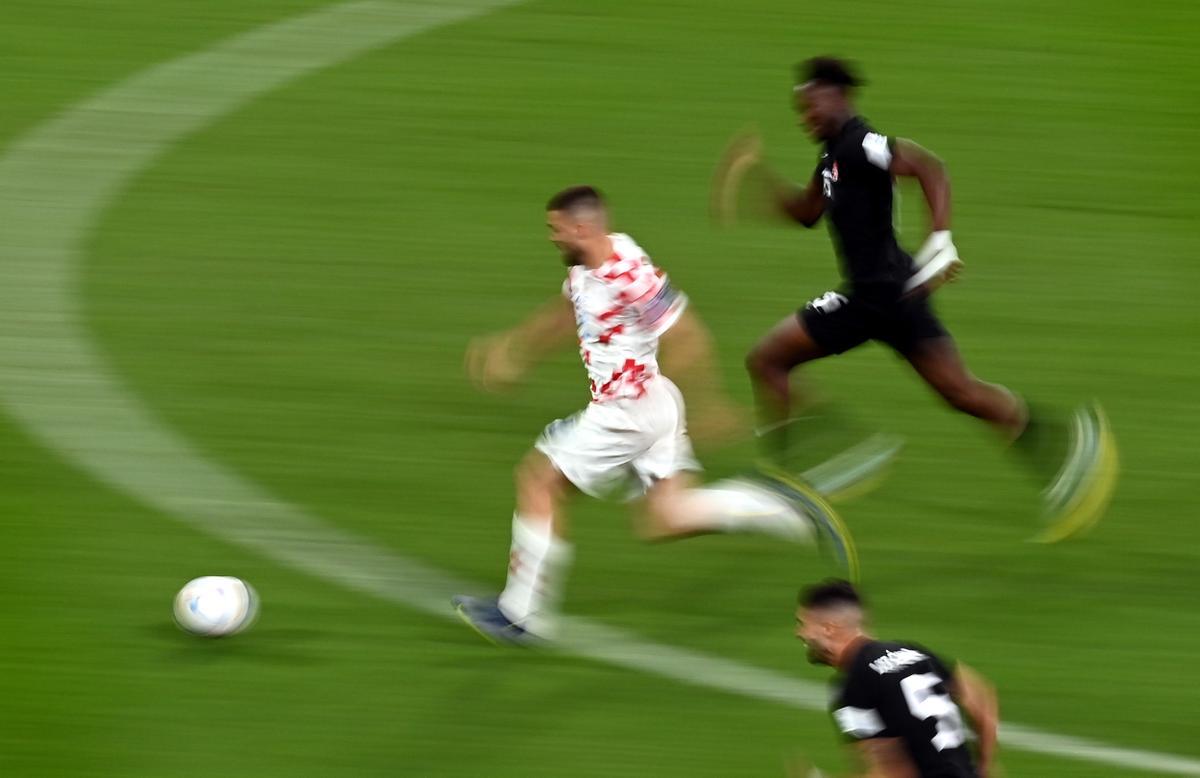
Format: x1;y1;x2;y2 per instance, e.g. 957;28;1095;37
173;576;259;637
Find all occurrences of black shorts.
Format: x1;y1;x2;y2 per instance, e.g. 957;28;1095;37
799;290;948;356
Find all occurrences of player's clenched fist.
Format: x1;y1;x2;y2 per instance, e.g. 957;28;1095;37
465;332;526;392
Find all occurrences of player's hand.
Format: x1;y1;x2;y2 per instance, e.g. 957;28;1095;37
903;230;963;295
465;333;526;392
711;128;774;227
977;761;1004;778
782;753;827;778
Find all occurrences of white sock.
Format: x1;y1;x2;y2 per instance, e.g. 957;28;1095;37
497;515;572;638
671;479;815;542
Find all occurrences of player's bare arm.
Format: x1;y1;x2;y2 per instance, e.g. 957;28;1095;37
658;307;714;380
892;138;962;292
781;744;917;778
890;138;951;231
711;129;822;228
465;295;576;392
659;307;748;446
952;663;1000;777
851;737;921;778
775;176;825;227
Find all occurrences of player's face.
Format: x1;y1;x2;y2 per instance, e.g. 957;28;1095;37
794;83;838;141
547;209;586;266
796;606;836;666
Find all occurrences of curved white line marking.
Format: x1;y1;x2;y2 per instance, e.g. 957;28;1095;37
0;0;523;616
0;3;1195;774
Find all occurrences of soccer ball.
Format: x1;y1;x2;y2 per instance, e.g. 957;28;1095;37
173;576;259;637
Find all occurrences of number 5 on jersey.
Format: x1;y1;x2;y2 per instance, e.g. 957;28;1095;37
900;672;967;751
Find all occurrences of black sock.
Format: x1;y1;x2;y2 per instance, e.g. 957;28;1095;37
758;404;864;471
1012;405;1070;486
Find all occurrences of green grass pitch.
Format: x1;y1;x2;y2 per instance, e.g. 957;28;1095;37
1;0;1197;775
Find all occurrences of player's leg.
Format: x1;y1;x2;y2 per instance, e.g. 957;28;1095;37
494;449;574;634
638;473;858;578
903;337;1026;437
628;377;809;542
453;447;574;645
893;300;1116;540
890;296;1068;466
744;311;828;446
877;294;1025;437
455;405;637;644
639;471;813;542
746;293;874;469
629;377;857;576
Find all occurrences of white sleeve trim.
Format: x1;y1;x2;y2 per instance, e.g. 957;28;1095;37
834;706;886;739
862;133;892;170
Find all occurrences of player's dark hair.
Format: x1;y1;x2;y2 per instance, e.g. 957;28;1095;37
799;579;864;610
546;185;606;213
797;57;864;90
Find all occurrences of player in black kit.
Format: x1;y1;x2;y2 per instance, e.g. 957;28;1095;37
733;56;1115;541
796;580;998;777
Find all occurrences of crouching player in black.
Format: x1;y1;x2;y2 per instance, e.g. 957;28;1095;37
795;580;999;777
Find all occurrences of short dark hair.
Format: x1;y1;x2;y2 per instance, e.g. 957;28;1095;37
546;185;606;213
799;579;864;610
797;56;864;90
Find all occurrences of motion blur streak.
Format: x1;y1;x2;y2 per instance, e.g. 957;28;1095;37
0;2;1195;776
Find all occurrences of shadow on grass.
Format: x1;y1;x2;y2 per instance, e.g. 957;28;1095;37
144;622;328;665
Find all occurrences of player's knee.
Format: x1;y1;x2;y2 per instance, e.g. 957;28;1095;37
939;378;983;414
515;451;561;503
635;501;675;542
514;455;533;490
745;345;776;379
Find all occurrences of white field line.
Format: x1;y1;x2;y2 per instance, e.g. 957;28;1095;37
0;3;1195;774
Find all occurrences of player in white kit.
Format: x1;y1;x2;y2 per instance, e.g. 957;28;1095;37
453;186;854;645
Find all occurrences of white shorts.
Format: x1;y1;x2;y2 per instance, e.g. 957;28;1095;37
535;375;700;499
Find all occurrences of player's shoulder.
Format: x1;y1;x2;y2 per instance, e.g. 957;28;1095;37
855;639;952;680
565;264;585;285
599;233;659;282
860;116;887;134
845;115;889;139
847;639;890;668
609;232;652;263
843;118;893;171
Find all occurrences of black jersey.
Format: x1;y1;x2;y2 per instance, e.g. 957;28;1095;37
831;640;978;778
814;117;915;299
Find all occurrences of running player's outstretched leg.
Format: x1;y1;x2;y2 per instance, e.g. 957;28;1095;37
453;450;574;645
905;337;1117;540
744;308;902;502
638;472;858;580
744;313;828;460
904;337;1025;436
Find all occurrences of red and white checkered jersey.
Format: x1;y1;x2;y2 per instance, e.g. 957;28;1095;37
563;233;688;403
